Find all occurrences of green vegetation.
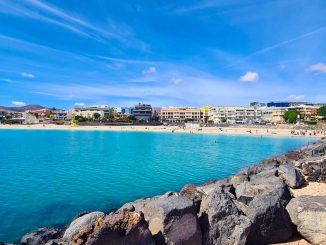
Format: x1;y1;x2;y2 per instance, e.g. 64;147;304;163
105;114;115;121
74;115;87;122
93;113;101;120
319;105;326;117
127;115;136;121
284;110;300;124
71;119;79;126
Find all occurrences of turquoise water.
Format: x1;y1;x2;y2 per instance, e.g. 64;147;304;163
0;130;315;242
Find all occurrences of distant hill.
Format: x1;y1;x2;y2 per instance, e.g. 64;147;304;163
0;104;46;112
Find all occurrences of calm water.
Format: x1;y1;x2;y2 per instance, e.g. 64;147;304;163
0;130;315;242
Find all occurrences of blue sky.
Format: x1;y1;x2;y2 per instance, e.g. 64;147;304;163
0;0;325;109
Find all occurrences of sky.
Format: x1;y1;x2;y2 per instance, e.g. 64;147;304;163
0;0;325;109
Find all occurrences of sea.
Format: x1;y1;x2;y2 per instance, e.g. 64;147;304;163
0;129;316;242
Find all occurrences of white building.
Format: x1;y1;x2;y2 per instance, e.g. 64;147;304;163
208;106;269;124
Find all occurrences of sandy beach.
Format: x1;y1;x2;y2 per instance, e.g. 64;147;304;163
0;124;325;138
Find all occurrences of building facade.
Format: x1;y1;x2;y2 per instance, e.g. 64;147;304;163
160;107;201;123
133;103;153;121
208;107;264;124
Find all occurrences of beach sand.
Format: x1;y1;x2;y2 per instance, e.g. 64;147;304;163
291;182;326;197
0;124;324;138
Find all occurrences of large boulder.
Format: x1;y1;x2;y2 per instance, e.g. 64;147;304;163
199;187;251;245
238;156;286;177
278;163;306;188
21;227;63;245
286;195;326;245
180;184;204;213
127;193;202;245
70;208;155;245
235;175;291;205
245;194;293;244
62;212;105;242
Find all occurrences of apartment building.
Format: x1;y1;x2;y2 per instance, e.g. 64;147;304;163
271;108;288;123
294;106;319;121
133;103;152;121
160;107;201;123
208;107;263;124
270;106;319;123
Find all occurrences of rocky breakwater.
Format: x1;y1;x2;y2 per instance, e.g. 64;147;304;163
8;138;326;245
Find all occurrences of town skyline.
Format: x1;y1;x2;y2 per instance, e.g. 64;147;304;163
1;0;326;108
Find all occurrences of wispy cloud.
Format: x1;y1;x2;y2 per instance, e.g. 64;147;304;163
173;0;244;14
0;78;12;82
0;0;146;49
239;71;259;82
90;55;158;65
74;102;86;107
21;72;35;78
12;101;26;106
142;66;157;75
306;63;326;73
288;94;305;100
170;77;183;84
228;26;326;68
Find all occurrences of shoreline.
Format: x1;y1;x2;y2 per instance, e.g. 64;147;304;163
15;138;326;245
0;124;324;138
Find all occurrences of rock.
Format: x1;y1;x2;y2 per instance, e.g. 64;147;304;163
226;174;249;186
286;195;326;245
62;212;105;242
239;156;285;177
199;187;251;245
278;163;306;188
73;211;91;220
245;194;293;244
130;193;202;245
235;176;292;205
179;184;204;213
301;159;326;183
285;151;301;161
249;168;278;181
71;209;155;245
21;227;63;245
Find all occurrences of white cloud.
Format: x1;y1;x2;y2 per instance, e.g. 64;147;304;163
142;66;157;75
239;71;259;82
12;101;26;106
170;77;183;84
21;72;35;78
306;63;326;73
288;94;305;100
74;102;86;107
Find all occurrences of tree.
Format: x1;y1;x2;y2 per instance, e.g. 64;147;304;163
105;114;115;121
319;106;326;117
284;110;300;124
71;119;79;126
74;115;87;122
93;113;101;120
127;115;136;121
